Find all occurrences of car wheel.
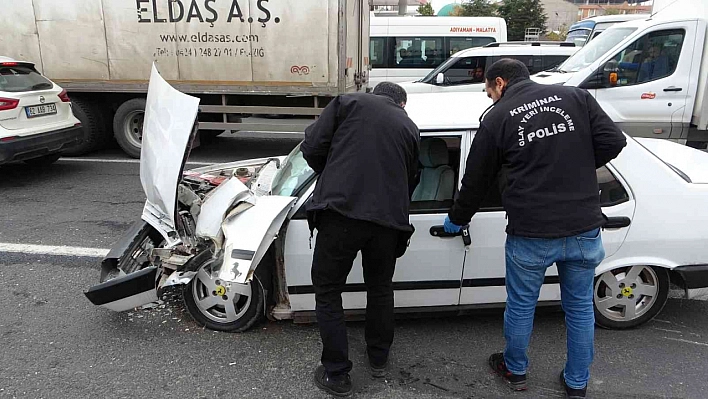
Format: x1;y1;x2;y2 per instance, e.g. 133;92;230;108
594;265;669;329
113;98;146;159
183;254;265;332
62;97;109;156
23;154;61;166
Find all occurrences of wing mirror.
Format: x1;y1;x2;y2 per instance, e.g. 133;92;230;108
436;73;445;85
603;60;619;87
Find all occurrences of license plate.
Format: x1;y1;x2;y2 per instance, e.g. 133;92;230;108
25;103;57;118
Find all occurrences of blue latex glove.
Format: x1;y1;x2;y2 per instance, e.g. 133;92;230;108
444;216;462;234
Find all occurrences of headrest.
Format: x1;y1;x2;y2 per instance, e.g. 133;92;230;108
420;138;449;168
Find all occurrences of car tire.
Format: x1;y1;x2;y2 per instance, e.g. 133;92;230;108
183;252;266;332
62;97;109;156
594;265;669;330
23;154;61;166
113;98;147;159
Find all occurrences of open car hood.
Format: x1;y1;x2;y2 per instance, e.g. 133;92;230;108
140;63;200;243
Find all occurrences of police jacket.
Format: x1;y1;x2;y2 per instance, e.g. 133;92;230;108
448;79;627;238
301;93;420;232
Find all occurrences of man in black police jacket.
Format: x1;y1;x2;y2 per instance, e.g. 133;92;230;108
301;82;419;397
443;59;626;399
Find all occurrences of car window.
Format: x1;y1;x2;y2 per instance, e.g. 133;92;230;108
605;29;685;86
370;37;386;69
394;37;445;69
410;136;462;214
442;57;487;86
0;65;53;93
597;166;630;206
447;37;496;56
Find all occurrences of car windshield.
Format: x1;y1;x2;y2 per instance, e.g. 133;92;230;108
559;27;636;72
0;65;53;93
270;143;316;197
420;56;458;83
566;28;591;47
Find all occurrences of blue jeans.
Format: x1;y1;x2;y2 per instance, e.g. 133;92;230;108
503;228;605;389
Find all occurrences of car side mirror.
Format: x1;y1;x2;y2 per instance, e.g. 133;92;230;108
436;73;445;85
580;69;609;90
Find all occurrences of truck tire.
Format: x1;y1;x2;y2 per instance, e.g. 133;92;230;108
62;97;109;156
113;98;147;159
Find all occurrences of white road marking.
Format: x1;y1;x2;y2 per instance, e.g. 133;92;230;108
0;243;109;258
58;157;214;166
663;337;708;347
653;327;682;334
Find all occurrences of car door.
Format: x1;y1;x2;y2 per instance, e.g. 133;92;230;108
458;131;635;306
592;22;697;139
284;132;468;312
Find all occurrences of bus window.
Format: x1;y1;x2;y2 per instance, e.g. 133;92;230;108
447;37;496;56
370;38;386;68
394;37;444;68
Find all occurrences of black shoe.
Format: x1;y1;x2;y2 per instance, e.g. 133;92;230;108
488;353;527;391
313;365;352;397
560;371;587;398
366;355;388;378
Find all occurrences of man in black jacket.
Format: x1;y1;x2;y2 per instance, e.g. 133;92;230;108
301;82;420;397
443;59;626;398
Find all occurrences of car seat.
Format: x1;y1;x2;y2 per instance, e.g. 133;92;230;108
412;138;455;202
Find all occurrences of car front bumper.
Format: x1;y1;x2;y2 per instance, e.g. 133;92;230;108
0;124;82;164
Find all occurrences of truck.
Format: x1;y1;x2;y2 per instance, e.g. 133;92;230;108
534;0;708;147
0;0;369;158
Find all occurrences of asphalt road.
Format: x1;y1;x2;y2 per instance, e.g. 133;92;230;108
2;135;708;399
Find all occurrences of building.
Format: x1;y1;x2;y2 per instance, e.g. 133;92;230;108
542;0;581;32
371;0;431;15
578;1;651;19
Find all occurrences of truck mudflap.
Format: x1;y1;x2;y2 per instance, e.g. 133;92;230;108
84;267;159;312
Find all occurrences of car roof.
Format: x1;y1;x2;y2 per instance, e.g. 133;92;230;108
405;92;491;131
452;44;577;58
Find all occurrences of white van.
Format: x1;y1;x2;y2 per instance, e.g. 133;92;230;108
399;42;578;94
369;15;508;86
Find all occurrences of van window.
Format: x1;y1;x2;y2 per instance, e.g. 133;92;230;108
542;55;570;71
442;56;487;85
395;37;444;68
370;37;386;68
488;55;543;74
608;29;685;86
447;37;496;56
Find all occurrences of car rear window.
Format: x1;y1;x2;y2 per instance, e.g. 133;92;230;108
0;66;53;93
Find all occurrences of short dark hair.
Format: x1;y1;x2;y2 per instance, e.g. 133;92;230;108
485;59;530;86
373;81;408;105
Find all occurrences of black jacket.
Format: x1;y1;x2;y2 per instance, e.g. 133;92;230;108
301;93;420;232
448;80;627;238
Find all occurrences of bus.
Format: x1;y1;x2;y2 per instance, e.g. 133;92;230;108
369;15;507;86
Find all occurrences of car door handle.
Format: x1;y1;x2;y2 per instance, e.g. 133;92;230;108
430;225;472;245
604;216;631;229
663;87;683;92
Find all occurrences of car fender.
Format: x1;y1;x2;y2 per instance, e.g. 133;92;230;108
595;255;679;276
216;195;297;285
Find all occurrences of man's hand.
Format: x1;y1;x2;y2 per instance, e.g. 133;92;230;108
443;216;463;234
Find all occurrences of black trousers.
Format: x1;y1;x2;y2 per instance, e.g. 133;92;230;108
311;210;399;377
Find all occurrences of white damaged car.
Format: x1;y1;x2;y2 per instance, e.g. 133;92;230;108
85;67;708;332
